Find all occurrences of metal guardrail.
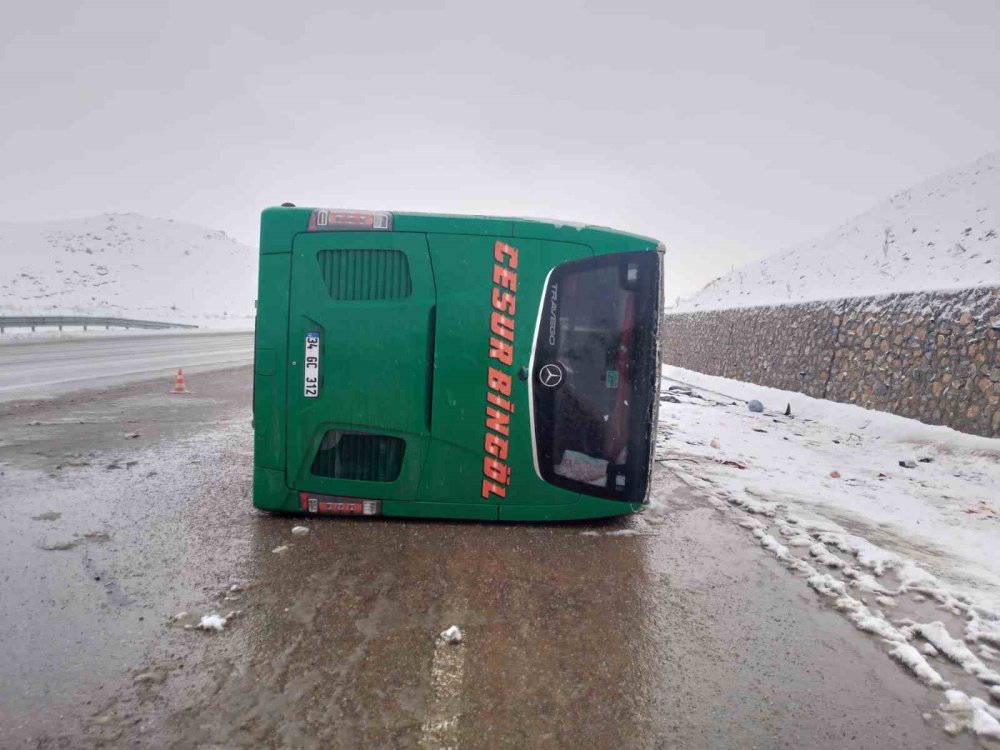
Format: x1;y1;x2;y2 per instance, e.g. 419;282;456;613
0;316;199;333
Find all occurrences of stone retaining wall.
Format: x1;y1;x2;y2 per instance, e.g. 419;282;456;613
662;287;1000;437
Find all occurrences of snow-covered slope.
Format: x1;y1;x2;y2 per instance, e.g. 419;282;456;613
0;213;256;329
678;152;1000;312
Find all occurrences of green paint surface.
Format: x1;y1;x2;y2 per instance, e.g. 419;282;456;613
253;207;663;521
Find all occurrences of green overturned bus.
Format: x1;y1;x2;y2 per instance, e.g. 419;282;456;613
253;207;663;521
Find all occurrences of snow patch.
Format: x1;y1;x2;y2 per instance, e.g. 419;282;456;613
940;689;1000;739
809;542;847;569
197;614;227;632
908;622;1000;685
675;151;1000;311
439;625;463;644
807;573;847;598
889;643;946;688
0;213;256;328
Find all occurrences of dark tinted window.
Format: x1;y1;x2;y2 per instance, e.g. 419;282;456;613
311;431;405;482
316;249;412;300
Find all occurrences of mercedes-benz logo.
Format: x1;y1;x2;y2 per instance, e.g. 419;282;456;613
539;363;564;388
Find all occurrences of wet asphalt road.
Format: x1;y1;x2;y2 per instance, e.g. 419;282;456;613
0;368;973;749
0;331;253;403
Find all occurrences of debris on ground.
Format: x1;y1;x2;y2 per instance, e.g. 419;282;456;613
900;459;918;469
41;531;110;551
41;539;80;551
197;614;227;632
123;432;140;439
55;460;90;469
719;460;748;470
291;526;310;536
784;403;792;417
132;670;167;685
440;625;463;644
710;438;721;449
272;545;290;554
660;394;681;403
961;501;999;518
747;399;764;413
31;511;62;521
829;470;841;479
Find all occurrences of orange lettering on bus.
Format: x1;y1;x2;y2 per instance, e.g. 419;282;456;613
487;366;511;396
492;264;518;292
482;478;507;499
487;390;514;413
482;241;521;501
485;405;511;436
490;311;515;342
483;457;510;486
492;287;516;315
484;432;509;460
488;336;513;365
494;240;519;269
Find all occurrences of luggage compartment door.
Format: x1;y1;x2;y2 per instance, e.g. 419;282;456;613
285;231;435;503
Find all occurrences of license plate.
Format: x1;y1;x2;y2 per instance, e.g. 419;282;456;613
304;331;320;398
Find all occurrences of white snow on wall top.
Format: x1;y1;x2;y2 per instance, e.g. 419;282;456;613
0;213;257;329
675;151;1000;313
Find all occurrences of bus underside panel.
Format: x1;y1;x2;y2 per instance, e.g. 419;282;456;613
253;463;641;521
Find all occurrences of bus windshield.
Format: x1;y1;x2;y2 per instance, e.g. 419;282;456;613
531;251;661;504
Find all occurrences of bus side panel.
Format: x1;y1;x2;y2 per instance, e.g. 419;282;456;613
253;251;293;510
284;232;434;503
253;465;297;512
381;500;498;521
498;499;639;522
417;234;503;510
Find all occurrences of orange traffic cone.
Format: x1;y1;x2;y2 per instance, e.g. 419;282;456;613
169;368;190;395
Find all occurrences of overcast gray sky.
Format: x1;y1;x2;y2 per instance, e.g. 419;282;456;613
1;0;998;301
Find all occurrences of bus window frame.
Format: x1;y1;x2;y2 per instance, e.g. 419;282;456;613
527;251;662;504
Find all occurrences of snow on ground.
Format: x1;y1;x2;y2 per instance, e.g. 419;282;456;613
197;614;227;632
0;213;256;329
659;364;1000;607
655;365;1000;741
439;625;463;644
676;151;1000;311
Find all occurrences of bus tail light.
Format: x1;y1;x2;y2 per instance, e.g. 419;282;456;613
298;492;382;516
307;209;392;232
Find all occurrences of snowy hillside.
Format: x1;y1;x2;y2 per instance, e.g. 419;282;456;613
678;152;1000;312
0;213;256;329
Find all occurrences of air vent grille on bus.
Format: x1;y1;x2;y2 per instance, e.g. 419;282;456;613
310;431;405;482
317;249;412;300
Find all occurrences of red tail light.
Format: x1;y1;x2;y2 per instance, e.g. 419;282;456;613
307;209;392;232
